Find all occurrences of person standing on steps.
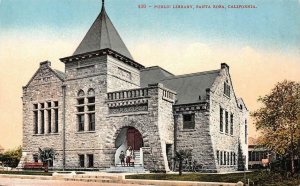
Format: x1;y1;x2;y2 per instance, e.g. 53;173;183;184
126;146;133;167
119;151;125;167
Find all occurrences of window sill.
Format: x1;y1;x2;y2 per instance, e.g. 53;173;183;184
75;131;96;134
33;133;60;136
180;129;196;132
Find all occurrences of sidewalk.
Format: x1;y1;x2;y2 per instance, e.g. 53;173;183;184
0;172;238;186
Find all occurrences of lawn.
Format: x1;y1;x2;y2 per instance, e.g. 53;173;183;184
126;171;300;186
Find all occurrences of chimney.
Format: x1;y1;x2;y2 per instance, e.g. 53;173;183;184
221;63;229;71
40;61;51;68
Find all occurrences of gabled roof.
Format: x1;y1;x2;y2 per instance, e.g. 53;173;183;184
140;68;220;105
25;61;65;88
140;66;174;87
73;4;133;60
161;70;220;105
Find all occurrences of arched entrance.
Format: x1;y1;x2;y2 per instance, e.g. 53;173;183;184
114;126;144;166
127;127;143;150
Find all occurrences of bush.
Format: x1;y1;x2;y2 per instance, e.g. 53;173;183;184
0;146;22;168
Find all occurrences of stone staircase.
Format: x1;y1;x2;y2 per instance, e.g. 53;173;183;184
106;150;146;173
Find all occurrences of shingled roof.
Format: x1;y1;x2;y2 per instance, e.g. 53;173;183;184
140;66;174;87
140;67;220;105
73;2;133;60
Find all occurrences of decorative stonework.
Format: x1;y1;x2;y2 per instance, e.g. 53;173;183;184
77;65;96;76
109;104;148;114
173;102;209;113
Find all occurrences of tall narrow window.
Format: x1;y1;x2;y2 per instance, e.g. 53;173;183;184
54;109;58;133
224;80;230;97
216;150;220;165
48;109;51;133
230;114;233;135
79;154;85;167
78;114;85;131
34;111;38;134
88;113;95;131
220;151;223;165
88;154;94;168
227;152;230;166
225;111;228;134
220;107;223;132
183;114;195;129
245;119;248;144
233;153;236;165
40;110;45;134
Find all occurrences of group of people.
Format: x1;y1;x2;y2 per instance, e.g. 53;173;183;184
119;146;134;167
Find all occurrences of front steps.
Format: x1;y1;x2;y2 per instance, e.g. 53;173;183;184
105;165;146;173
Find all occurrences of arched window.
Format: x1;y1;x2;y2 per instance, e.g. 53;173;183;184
78;89;85;97
87;88;95;97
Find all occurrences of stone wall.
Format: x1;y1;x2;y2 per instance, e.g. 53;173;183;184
174;104;216;170
22;61;64;167
209;65;244;172
107;56;140;92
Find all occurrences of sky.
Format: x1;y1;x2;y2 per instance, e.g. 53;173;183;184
0;0;299;150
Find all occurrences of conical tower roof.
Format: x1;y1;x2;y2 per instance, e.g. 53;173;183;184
73;1;133;60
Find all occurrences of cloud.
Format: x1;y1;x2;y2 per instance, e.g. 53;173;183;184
1;32;300;148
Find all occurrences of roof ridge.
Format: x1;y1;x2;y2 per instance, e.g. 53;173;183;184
141;66;174;76
163;69;220;81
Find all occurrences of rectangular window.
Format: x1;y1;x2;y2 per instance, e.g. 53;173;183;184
233;153;236;165
224;151;227;165
54;101;58;107
47;102;51;108
48;110;51;133
40;110;45;134
41;103;44;109
33;104;38;110
88;113;95;131
88;105;95;111
79;154;85;167
88;97;95;104
78;106;84;113
183;113;195;129
77;98;84;105
34;111;38;134
245;120;248;144
224;82;230;97
216;150;220;165
230;114;233;135
227;152;230;166
225;111;228;134
220;151;223;165
78;114;85;131
87;154;94;168
220;107;223;132
54;109;58;133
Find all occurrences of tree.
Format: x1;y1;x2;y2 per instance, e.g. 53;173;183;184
251;80;300;176
173;149;192;175
38;147;55;172
0;146;22;168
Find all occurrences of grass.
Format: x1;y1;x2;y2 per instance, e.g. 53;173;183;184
126;171;300;186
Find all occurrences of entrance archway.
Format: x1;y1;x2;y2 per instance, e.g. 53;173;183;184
126;127;143;150
114;126;144;166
